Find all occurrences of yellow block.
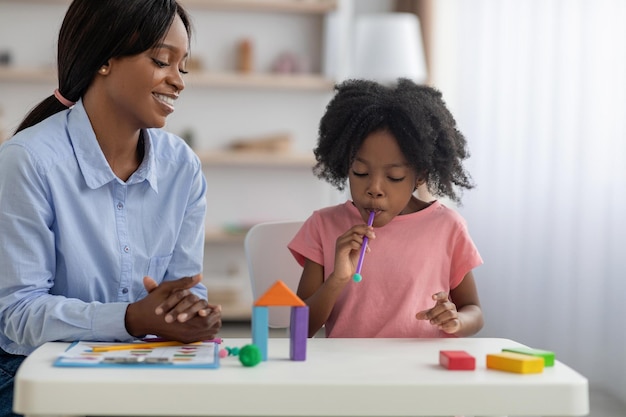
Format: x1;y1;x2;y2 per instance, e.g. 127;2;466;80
486;352;544;374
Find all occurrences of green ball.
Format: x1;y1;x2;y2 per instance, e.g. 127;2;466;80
238;344;262;367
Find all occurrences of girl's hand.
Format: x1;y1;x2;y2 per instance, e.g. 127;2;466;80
415;292;461;334
331;224;375;282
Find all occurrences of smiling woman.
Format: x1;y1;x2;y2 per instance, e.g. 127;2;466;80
0;1;222;416
83;12;190;180
86;14;190;136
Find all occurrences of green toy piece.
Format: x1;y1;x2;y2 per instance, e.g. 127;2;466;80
226;346;240;356
502;347;555;367
238;344;262;367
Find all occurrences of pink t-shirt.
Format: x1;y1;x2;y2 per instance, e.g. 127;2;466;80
288;200;483;338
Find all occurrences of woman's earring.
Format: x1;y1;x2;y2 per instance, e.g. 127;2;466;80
99;67;107;74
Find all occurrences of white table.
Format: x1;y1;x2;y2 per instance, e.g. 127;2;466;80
14;337;589;417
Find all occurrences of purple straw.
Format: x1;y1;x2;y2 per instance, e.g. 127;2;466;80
353;210;376;282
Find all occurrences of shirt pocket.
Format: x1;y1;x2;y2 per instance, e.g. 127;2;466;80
145;253;173;283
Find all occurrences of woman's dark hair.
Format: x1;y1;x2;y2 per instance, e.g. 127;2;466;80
313;78;474;203
14;0;191;134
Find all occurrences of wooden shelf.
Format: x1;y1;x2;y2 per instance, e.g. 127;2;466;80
0;67;334;91
196;150;315;167
219;301;252;321
186;71;334;91
182;0;337;14
202;277;252;321
205;289;252;321
205;229;247;243
4;0;337;13
0;67;55;83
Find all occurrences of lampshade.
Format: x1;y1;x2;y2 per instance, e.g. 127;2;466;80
352;13;427;84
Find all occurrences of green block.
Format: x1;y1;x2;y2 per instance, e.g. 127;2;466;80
502;347;555;367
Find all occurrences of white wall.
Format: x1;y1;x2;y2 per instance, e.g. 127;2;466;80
0;3;64;137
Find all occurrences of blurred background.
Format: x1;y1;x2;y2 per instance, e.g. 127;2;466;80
437;2;625;415
1;0;624;414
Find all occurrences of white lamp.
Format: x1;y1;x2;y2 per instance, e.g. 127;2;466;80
352;13;428;84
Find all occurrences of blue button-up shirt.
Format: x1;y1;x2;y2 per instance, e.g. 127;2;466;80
0;100;207;355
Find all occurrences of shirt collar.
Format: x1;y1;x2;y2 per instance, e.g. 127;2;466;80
133;132;158;192
67;100;158;192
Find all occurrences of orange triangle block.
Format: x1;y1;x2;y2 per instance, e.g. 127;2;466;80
254;280;305;307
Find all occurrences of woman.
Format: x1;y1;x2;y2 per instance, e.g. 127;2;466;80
0;1;221;415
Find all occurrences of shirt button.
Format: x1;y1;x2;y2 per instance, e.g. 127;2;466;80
124;246;130;253
117;202;124;210
122;288;128;294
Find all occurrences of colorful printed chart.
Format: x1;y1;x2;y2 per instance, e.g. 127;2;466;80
54;341;220;369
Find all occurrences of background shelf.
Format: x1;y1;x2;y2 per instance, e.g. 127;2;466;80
0;67;334;91
197;150;315;167
3;0;338;14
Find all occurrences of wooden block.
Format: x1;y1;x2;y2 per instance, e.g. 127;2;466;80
251;306;269;361
487;352;544;374
254;280;305;307
289;306;309;361
439;350;476;370
502;347;555;367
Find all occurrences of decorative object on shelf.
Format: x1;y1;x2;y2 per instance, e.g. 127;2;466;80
0;50;11;66
186;56;204;72
237;38;254;73
221;222;256;237
228;132;293;153
352;13;427;85
272;51;309;74
179;128;195;149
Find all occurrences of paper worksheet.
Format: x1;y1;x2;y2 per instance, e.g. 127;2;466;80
54;341;220;368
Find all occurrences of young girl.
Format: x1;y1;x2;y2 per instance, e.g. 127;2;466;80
0;1;221;414
288;79;483;338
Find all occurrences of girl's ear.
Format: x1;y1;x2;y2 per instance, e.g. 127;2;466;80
413;173;428;191
414;173;427;191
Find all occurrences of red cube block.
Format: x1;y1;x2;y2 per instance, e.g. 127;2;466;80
439;350;476;370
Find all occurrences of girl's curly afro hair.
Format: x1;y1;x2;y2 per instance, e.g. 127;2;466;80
313;78;475;203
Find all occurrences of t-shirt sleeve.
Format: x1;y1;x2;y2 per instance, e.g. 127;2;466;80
449;220;483;289
288;212;325;267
